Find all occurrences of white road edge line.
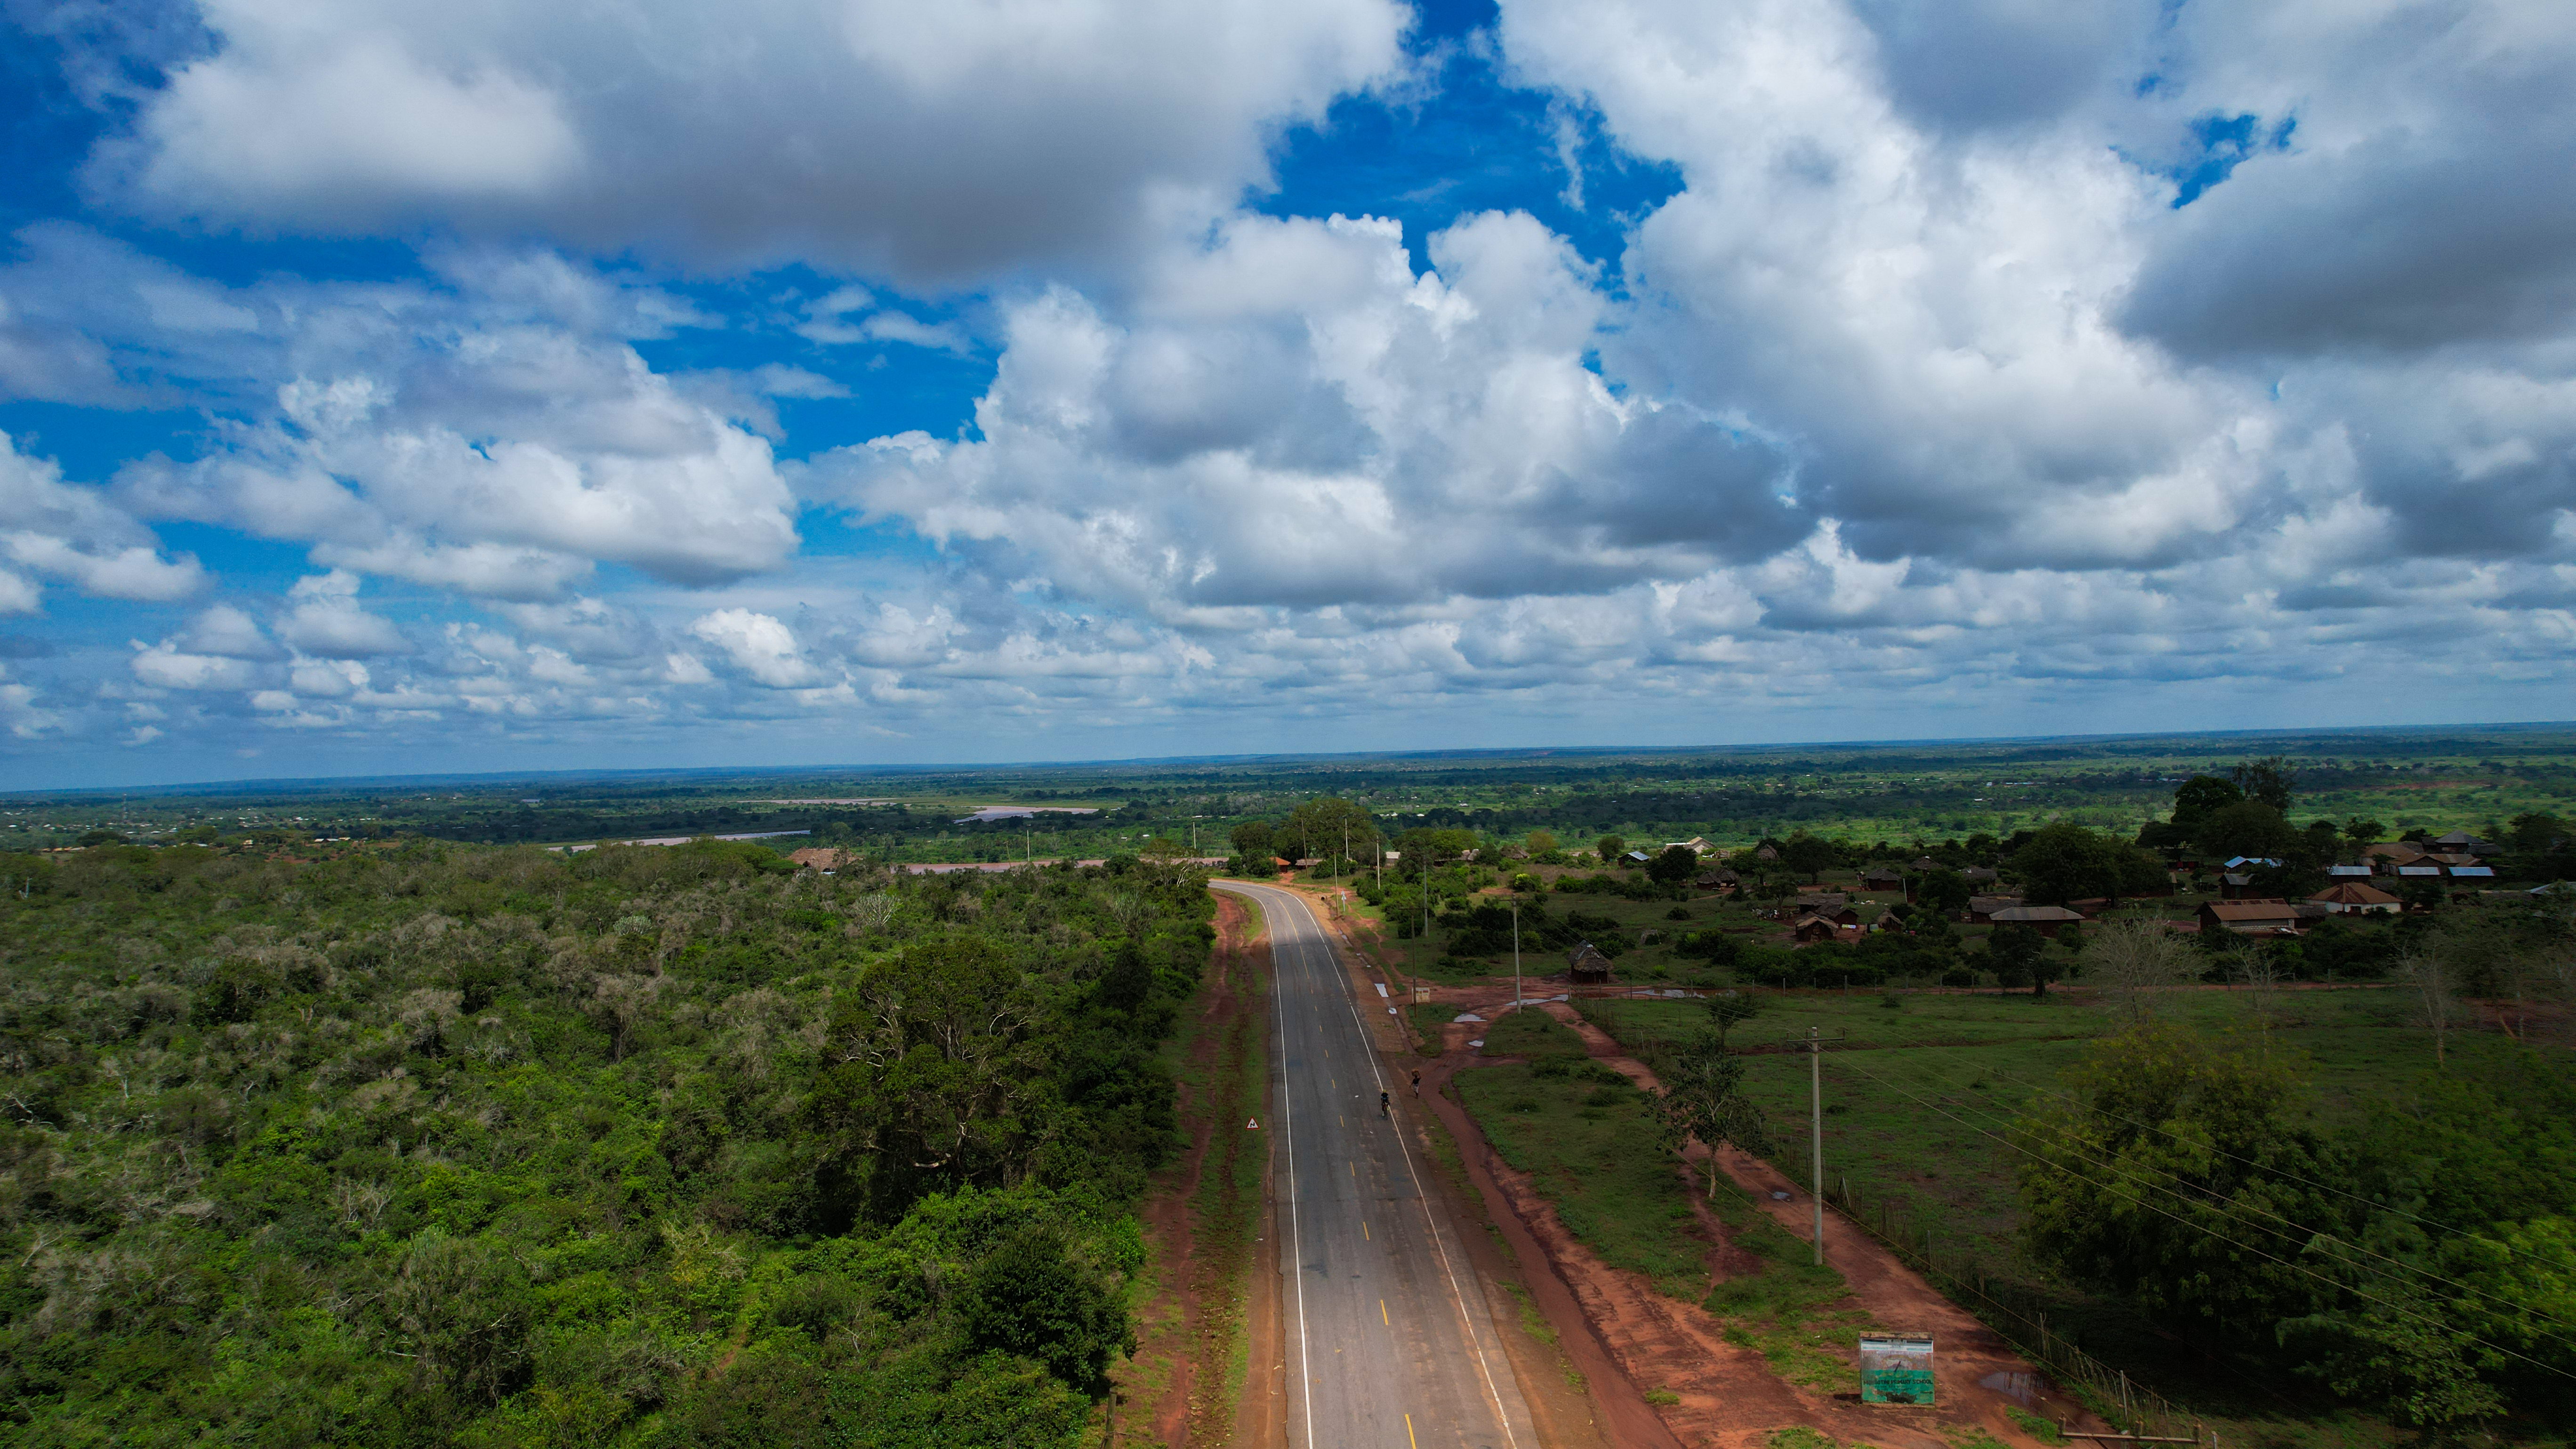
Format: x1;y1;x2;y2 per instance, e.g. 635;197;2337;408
1243;882;1523;1449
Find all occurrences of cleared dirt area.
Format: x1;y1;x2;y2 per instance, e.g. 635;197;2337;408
1425;978;2104;1449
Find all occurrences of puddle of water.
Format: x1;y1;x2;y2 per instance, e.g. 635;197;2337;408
1981;1369;2042;1405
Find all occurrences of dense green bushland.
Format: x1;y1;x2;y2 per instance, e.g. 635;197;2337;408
0;839;1215;1447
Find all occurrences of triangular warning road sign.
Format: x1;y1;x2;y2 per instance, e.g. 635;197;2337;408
1247;1119;1259;1129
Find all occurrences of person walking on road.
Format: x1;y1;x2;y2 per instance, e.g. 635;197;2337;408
1380;1090;1391;1118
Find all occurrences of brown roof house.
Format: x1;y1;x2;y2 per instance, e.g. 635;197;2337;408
1793;915;1864;944
1795;897;1861;926
1755;843;1780;861
1962;867;2002;886
2311;883;2400;916
2199;900;2301;935
1861;867;1905;891
2365;843;2427;874
1694;868;1741;890
1986;904;2085;938
1967;894;2025;922
1567;942;1614;983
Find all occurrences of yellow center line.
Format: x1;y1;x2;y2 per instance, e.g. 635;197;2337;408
1380;1298;1389;1325
1362;1221;1369;1241
1406;1411;1419;1449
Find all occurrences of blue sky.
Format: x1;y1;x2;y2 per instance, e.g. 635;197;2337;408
0;0;2570;789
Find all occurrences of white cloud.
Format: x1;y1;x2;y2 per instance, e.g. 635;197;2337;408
688;608;823;688
276;570;411;658
179;604;278;658
126;26;583;219
91;275;803;594
0;663;61;737
803;210;1808;622
0;429;205;605
89;0;1411;283
130;639;265;691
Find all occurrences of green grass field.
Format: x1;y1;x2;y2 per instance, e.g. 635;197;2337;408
1571;984;2548;1449
1451;1009;1868;1396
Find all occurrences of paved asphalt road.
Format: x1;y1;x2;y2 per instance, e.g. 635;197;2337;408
1216;881;1537;1449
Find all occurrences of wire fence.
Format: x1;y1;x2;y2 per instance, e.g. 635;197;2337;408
1562;993;2206;1441
1824;1174;2199;1440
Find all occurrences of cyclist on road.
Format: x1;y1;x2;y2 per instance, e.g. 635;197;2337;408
1379;1090;1391;1117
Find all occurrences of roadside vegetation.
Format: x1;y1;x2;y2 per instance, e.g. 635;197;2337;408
0;837;1215;1447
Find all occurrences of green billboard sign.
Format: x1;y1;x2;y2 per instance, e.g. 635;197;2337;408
1859;1332;1936;1406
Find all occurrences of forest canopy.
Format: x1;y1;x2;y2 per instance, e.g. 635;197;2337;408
0;838;1215;1447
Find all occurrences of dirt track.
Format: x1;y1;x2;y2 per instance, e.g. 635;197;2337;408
1422;982;2104;1449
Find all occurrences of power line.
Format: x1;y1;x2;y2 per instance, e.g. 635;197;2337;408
1809;1038;2576;1338
1724;984;2552;1250
1819;1051;2575;1384
1710;990;2576;1333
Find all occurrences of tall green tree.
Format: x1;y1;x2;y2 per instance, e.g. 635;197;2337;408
2230;756;2299;813
2196;799;2296;862
1780;831;1836;883
1654;1034;1776;1201
1647;844;1699;886
1985;923;2056;994
1703;991;1764;1046
1228;819;1276;864
2169;774;2243;829
2017;1025;2346;1343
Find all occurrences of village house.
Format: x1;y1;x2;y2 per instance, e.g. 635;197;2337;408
1795;899;1862;927
1860;867;1904;891
1792;915;1865;944
1665;837;1718;855
2199;899;2302;935
1986;904;2085;938
1962;866;2001;886
1967;894;2024;923
1755;843;1780;861
2326;864;2375;880
2365;843;2428;873
2310;882;2400;916
1694;867;1741;892
1567;942;1614;983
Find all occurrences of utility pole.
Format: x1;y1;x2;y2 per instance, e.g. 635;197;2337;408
1512;894;1521;1007
1810;1025;1826;1266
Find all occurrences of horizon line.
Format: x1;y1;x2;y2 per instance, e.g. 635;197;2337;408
8;719;2571;800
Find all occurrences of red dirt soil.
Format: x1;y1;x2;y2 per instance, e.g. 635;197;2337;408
1424;982;2106;1449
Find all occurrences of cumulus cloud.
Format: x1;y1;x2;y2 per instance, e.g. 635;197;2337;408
6;0;2576;771
0;429;205;607
2117;2;2576;359
805;210;1807;621
276;570;411;658
88;0;1410;283
688;609;823;689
